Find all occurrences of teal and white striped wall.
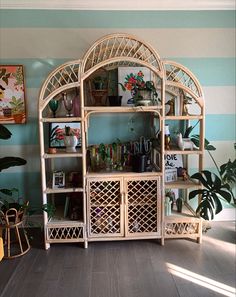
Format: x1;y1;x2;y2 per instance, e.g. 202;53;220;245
0;10;235;212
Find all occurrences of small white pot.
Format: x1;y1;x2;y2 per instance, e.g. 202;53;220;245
64;135;78;153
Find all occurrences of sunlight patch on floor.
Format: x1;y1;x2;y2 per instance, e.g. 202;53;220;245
203;235;235;255
167;263;236;297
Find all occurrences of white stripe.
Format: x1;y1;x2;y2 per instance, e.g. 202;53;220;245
0;28;235;58
188;141;235;170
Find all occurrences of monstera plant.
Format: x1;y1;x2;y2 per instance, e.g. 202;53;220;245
189;134;235;220
0;124;27;210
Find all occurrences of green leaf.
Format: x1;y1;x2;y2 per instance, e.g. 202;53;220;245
0;124;12;140
0;157;27;171
189;189;204;200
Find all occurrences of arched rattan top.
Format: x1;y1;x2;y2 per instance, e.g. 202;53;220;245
38;60;81;112
81;33;164;79
163;60;204;107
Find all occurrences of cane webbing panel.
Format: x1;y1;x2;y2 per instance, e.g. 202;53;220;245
47;226;83;241
165;222;200;237
82;34;162;74
126;179;160;234
89;180;121;235
41;61;81;102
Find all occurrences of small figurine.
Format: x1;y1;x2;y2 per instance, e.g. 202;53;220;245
177;167;189;181
176;133;195;150
165;97;175;116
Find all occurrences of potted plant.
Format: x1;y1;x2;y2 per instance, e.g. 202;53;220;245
9;96;24;123
188;133;235;220
0;124;27;214
120;70;159;106
93;76;107;90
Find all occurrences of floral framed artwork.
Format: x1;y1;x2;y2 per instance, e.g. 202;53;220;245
49;122;81;148
0;65;26;124
118;67;152;106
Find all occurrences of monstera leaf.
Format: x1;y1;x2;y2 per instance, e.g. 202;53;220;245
189;170;232;220
0;124;12;140
0;157;27;172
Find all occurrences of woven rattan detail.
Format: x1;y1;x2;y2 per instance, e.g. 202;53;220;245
89;180;121;235
165;222;200;237
127;179;159;234
47;226;83;240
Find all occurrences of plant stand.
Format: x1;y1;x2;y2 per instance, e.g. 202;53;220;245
0;208;30;259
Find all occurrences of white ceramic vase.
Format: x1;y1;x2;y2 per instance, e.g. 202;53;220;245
64;135;78;153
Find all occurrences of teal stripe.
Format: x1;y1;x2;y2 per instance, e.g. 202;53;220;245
1;114;234;147
0;10;235;28
0;172;42;209
170;58;236;86
0;58;235;88
0;118;39;145
191;114;235;141
205;114;235;141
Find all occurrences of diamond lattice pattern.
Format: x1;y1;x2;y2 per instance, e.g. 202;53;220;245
127;179;158;233
47;226;83;240
89;180;121;235
165;222;199;236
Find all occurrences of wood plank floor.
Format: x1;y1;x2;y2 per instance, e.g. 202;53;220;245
0;221;235;297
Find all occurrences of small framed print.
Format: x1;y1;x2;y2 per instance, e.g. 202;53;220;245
52;171;65;188
49;122;81;148
165;168;178;183
0;65;27;124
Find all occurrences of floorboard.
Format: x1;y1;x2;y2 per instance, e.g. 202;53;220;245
0;222;235;297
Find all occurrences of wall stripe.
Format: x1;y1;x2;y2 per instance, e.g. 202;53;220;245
1;28;235;59
0;58;235;87
0;10;235;28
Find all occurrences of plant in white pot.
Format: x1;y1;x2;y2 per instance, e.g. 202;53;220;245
63;126;79;153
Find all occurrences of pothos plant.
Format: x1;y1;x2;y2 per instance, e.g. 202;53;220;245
185;125;235;220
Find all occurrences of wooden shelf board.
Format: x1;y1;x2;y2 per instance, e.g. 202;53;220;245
165;179;201;189
42;117;82;122
44;150;83;158
164;149;203;155
84;106;162;112
47;220;84;227
86;171;162;178
165;115;203;120
45;187;84;194
165;204;200;221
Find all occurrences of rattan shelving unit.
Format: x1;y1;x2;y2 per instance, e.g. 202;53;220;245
38;33;204;249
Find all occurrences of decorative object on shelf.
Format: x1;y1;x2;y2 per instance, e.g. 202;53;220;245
48;98;59;118
176;197;183;212
108;95;122;106
93;76;107;90
164;124;171;150
176;132;195;150
165;154;183;182
165;97;175;116
52;171;65;188
49;122;81;148
48;147;57;154
177;167;189;181
181;93;192;116
63;92;74;117
165;196;172;216
0;65;26;124
92;90;107;106
118;67;158;106
73;87;81;116
64;126;78;153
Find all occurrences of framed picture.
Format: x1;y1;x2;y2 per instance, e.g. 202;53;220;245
52;171;65;188
0;65;26;124
49;122;81;148
165;154;183;182
118;67;151;106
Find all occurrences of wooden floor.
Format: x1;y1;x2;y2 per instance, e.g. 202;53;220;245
0;221;235;297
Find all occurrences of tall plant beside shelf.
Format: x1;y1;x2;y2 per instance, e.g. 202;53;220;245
188;134;235;220
0;124;27;209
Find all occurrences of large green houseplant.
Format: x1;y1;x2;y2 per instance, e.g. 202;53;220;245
188;133;235;220
0;124;27;212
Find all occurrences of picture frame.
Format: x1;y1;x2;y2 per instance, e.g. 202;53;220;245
49;122;82;148
0;65;26;124
118;67;151;106
164;154;183;182
52;171;65;189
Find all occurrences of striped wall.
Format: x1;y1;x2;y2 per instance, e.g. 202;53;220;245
0;10;235;211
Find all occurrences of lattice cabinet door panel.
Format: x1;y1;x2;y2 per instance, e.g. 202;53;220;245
124;176;161;237
87;178;124;238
